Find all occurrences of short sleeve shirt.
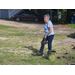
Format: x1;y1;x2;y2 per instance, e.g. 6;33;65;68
44;20;54;36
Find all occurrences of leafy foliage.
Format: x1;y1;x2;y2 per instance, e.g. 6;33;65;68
58;9;67;14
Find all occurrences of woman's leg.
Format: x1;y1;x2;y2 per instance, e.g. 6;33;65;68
39;37;47;53
48;35;54;51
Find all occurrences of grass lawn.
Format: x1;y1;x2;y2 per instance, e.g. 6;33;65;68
0;24;75;65
68;24;75;29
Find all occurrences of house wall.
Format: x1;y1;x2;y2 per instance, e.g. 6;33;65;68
0;9;9;18
0;10;1;18
0;9;19;18
2;10;8;18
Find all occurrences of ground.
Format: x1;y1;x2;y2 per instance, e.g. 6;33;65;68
0;19;75;65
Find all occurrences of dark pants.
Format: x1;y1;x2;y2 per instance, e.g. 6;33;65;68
39;35;54;53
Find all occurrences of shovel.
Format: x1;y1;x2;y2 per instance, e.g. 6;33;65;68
41;38;48;45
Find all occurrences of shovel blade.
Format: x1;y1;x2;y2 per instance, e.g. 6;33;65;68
41;41;48;45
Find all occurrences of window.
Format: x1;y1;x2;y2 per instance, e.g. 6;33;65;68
23;14;29;16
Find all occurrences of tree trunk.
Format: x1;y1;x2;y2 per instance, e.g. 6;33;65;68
66;9;72;23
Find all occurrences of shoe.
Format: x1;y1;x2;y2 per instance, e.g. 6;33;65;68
37;53;43;56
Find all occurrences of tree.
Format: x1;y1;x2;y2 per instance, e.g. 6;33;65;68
58;9;67;14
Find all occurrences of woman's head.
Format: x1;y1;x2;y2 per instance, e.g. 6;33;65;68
44;14;50;23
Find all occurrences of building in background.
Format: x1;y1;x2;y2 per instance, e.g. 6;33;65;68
0;9;58;22
0;9;29;19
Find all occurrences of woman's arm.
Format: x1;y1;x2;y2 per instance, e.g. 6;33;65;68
46;27;52;35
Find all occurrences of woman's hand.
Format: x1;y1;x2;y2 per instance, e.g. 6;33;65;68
46;27;52;35
44;34;47;39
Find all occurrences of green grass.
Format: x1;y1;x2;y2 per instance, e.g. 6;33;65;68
0;24;75;65
68;24;75;29
54;34;67;40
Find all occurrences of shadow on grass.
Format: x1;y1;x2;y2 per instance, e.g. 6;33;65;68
24;46;49;60
67;33;75;39
42;55;48;60
24;46;39;56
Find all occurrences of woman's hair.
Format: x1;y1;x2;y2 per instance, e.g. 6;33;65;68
44;14;50;19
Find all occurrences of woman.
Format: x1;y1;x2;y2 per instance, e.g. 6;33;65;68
37;14;54;56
